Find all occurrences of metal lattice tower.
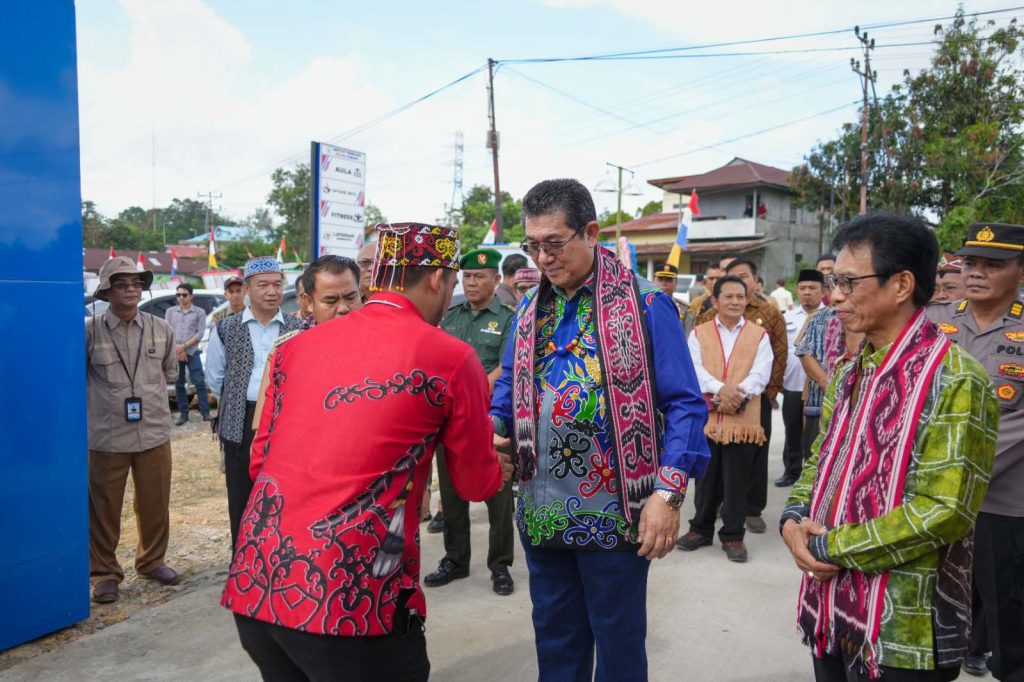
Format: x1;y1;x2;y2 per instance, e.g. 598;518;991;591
449;131;464;223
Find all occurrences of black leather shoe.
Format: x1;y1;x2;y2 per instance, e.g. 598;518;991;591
677;531;712;551
175;414;188;426
424;558;468;588
201;414;214;422
722;540;749;563
491;567;514;596
774;474;799;487
962;653;990;677
426;512;445;534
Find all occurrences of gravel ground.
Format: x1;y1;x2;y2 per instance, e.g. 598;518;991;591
0;414;442;672
0;418;232;671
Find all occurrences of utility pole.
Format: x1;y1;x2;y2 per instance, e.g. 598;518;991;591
594;162;642;256
486;59;503;242
197;191;222;238
851;27;875;215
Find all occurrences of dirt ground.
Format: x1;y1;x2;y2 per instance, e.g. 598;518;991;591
0;420;232;672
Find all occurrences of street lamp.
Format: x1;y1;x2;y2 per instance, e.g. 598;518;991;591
593;162;643;245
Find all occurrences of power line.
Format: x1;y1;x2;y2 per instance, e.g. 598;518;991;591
212;65;486;193
495;6;1024;63
632;101;859;168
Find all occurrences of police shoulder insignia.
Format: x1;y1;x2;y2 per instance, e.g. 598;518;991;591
1010;302;1024;319
999;363;1024;379
274;329;302;348
956;299;969;313
937;322;959;335
997;383;1018;401
1004;331;1024;343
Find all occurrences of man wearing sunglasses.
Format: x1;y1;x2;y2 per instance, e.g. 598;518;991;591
165;283;212;425
86;257;181;604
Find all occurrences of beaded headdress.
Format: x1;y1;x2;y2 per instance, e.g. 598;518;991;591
369;223;461;291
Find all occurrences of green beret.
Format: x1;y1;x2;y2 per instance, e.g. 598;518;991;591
460;247;502;270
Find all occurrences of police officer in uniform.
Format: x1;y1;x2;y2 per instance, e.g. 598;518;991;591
654;261;686;318
928;222;1024;682
424;247;516;596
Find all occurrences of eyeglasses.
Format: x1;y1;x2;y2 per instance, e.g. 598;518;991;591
176;293;190;298
825;273;887;295
520;229;583;257
111;279;146;291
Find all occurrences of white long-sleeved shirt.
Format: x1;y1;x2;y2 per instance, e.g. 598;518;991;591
687;315;774;398
782;304;824;392
205;308;285;401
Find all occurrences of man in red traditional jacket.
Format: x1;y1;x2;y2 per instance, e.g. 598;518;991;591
222;223;512;682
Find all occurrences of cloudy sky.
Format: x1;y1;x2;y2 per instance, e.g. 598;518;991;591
75;0;1019;230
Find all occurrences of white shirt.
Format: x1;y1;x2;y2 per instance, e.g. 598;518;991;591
687;315;774;398
206;308;285;402
782;304;823;391
770;286;794;311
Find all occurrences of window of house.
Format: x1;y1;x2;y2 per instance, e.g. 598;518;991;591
789;204;798;224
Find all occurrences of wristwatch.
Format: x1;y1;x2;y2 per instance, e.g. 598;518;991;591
654;489;684;510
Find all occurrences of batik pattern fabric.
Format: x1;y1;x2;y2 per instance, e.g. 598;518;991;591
221;292;503;636
783;315;997;674
795;307;834;417
492;261;709;552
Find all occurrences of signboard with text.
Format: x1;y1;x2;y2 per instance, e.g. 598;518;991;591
310;141;366;260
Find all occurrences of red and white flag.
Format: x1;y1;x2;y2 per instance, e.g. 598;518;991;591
170;249;178;276
135;251;146;272
689;189;701;216
276;235;287;263
481;219;497;245
108;246;117;260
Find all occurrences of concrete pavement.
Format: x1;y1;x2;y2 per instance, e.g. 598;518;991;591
3;411;827;681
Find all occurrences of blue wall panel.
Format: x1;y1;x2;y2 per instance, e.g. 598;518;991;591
0;0;90;650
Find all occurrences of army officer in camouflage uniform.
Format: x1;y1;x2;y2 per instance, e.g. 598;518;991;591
424;247;517;596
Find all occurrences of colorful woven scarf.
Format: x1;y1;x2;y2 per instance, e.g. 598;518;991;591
797;309;950;678
512;246;658;540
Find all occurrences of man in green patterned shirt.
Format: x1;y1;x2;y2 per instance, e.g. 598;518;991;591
780;214;998;682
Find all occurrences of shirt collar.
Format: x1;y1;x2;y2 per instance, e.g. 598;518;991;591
552;272;596;301
103;307;141;328
715;314;746;332
364;291;426;321
242;307;284;326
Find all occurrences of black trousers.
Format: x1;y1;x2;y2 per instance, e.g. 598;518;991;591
223;401;257;550
803;415;821;462
969;578;988;656
690;438;756;542
234;614;429;682
812;652;959;682
974;511;1024;682
781;390;805;478
436;447;514;571
746;396;772;517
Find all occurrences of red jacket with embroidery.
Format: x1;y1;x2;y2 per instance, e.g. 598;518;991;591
221;292;503;636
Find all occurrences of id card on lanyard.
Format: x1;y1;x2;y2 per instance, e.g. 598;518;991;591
112;318;146;422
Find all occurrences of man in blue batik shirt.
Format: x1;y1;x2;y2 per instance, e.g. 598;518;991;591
490;178;710;682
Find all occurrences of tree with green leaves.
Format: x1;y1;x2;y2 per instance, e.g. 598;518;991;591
791;10;1024;251
452;185;524;251
267;163;312;258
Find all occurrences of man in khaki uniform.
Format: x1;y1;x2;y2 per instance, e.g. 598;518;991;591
928;222;1024;682
695;258;786;534
425;247;516;596
86;257;180;603
684;264;724;334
